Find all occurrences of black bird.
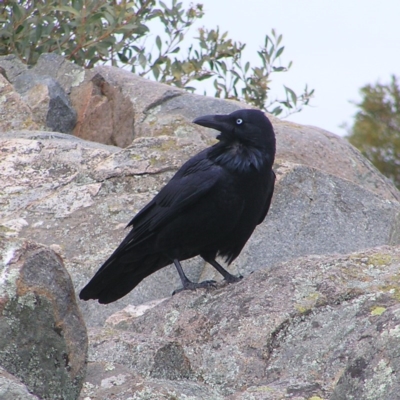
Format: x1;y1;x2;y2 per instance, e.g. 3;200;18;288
80;109;276;304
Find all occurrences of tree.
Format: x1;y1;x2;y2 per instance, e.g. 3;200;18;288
347;76;400;188
0;0;313;116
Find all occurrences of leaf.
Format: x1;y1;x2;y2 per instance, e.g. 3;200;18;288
156;35;162;51
35;23;43;42
87;13;104;24
103;9;116;26
86;46;97;60
280;100;292;109
12;3;23;20
138;52;147;68
268;44;275;59
153;64;160;80
15;24;24;35
233;84;238;98
197;72;213;81
118;52;129;63
275;46;284;58
271;106;282;116
54;5;80;16
285;86;297;106
230;69;241;80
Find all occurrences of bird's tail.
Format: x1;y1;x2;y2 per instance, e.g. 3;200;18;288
79;253;169;304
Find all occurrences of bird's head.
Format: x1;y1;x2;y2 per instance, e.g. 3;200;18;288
193;109;275;152
193;110;275;172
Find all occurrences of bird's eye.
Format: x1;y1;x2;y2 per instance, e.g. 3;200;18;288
236;118;243;125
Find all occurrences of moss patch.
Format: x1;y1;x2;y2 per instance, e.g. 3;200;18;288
370;306;386;316
368;254;393;267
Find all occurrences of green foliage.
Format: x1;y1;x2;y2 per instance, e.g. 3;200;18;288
347;76;400;187
0;0;156;67
0;0;313;116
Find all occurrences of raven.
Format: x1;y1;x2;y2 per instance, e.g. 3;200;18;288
80;109;276;304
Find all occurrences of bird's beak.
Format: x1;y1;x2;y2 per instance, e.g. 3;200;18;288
192;114;230;132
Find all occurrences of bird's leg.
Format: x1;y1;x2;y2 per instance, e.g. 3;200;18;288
172;259;216;295
202;257;243;283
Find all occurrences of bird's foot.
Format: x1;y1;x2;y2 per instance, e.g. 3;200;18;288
224;273;243;284
173;280;217;295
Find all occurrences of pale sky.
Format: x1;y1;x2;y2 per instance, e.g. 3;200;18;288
179;0;400;136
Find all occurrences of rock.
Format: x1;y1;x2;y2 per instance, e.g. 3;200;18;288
0;54;80;134
70;72;135;147
69;65;232;148
32;53;86;95
66;63;246;147
1;127;400;328
80;362;223;400
13;73;77;133
0;74;39;132
231;161;400;278
83;245;400;399
0;237;88;399
274;118;400;202
1;54;400;400
91;65;249;141
74;61;400;201
105;298;167;330
0;54;85;96
0;55;28;83
0;53;398;201
0;55;399;315
0;367;40;400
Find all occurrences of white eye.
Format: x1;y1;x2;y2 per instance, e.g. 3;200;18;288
236;118;243;125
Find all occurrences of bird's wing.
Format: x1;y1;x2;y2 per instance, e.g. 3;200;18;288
257;170;276;225
121;152;222;249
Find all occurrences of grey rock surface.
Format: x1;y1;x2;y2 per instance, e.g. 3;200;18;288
14;72;77;133
0;237;88;399
0;55;28;83
0;74;39;132
274;119;400;202
233;162;400;277
0;54;84;95
0;367;40;400
31;53;86;95
82;246;400;399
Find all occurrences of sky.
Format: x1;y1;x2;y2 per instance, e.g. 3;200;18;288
178;0;400;136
